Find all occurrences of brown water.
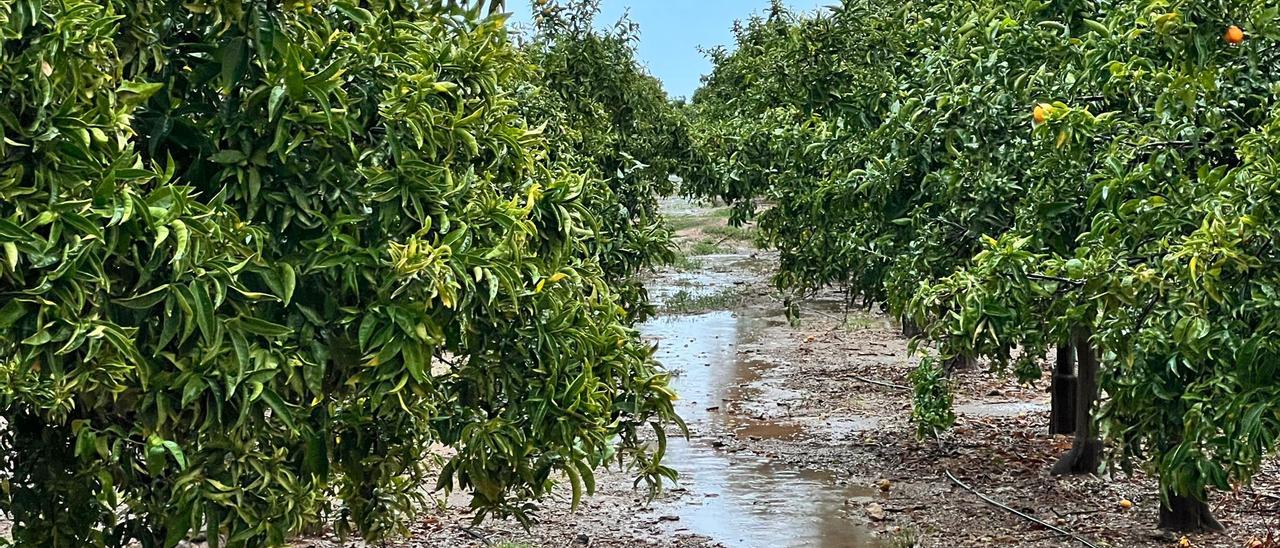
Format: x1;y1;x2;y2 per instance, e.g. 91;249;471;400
641;308;884;548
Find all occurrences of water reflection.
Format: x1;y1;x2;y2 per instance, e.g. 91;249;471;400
641;311;883;548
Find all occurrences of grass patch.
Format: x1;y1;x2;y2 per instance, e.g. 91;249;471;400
660;287;744;314
887;527;920;548
840;313;880;330
665;215;707;232
703;223;754;242
687;240;732;255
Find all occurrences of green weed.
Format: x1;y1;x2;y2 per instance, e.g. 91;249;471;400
687;240;732;255
660;287;744;314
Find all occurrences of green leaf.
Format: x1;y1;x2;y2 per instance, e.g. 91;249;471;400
333;1;375;24
304;432;330;480
219;37;248;92
0;299;25;328
113;285;170;310
21;329;52;346
234;316;292;337
402;341;427;384
2;241;17;271
279;264;296;306
118;81;164;108
170;220;189;264
268;86;287;121
565;459;584;510
162;440;188;469
208;150;247;164
259;389;297;431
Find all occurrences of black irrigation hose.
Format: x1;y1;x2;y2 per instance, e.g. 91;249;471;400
945;470;1101;548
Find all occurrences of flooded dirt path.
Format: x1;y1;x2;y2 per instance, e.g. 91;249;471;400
633;201;886;547
641;303;882;548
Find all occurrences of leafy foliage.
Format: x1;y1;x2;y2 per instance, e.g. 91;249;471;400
908;358;956;438
0;1;678;545
519;0;711;318
691;0;1280;528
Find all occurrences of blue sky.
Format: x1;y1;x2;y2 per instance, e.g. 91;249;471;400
505;1;833;100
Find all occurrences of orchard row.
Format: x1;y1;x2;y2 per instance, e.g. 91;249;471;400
687;0;1280;532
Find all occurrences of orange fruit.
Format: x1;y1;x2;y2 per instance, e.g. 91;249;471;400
1033;103;1052;124
1225;25;1244;45
1119;498;1133;510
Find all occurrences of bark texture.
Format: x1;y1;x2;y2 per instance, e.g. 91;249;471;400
1051;330;1101;475
1159;494;1224;532
1049;343;1077;435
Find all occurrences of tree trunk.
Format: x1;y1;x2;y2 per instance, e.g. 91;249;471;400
1159;493;1224;532
1051;329;1101;475
944;354;977;373
901;317;922;338
1049;343;1077;435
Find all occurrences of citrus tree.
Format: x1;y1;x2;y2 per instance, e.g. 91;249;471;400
519;0;711;318
0;1;678;545
690;0;1280;532
688;0;911;298
916;0;1280;529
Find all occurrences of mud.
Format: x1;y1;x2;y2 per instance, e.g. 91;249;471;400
643;309;885;548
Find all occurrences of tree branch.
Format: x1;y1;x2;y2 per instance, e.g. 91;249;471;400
1026;273;1083;287
1135;140;1194;151
848;374;910;391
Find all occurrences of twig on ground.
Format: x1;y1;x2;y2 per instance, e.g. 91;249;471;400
801;305;844;323
1243;490;1280;503
945;470;1100;548
849;374;911;391
458;526;494;546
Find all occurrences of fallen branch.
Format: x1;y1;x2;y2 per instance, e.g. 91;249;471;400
945;470;1100;548
458;526;494;546
849;374;911;391
1243;490;1280;503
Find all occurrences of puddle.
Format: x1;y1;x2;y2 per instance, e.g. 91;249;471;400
955;400;1048;417
647;256;762;304
641;309;885;548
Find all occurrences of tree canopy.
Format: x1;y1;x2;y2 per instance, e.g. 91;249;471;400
0;1;678;544
689;0;1280;531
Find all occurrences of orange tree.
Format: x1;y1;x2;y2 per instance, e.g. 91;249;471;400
691;0;1090;427
0;1;678;545
687;0;911;299
692;0;1280;533
519;0;711;318
916;0;1280;530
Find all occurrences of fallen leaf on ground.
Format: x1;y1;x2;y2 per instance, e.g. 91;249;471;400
866;502;886;521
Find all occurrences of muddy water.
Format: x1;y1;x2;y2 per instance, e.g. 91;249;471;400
641;289;884;547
